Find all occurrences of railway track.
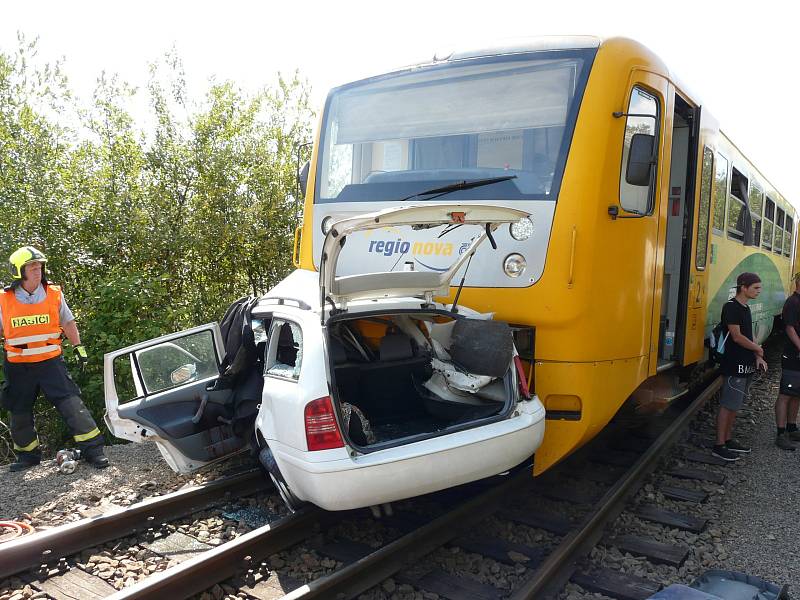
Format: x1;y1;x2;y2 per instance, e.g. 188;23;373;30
510;376;723;599
0;468;278;597
269;375;724;600
1;375;726;600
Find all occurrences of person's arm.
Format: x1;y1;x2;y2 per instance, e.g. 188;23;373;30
786;325;800;353
784;298;800;352
62;319;81;346
726;323;763;355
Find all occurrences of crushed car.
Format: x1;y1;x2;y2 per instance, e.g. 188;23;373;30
103;204;546;511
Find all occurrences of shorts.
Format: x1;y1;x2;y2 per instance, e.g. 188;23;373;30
1;355;81;413
719;375;752;411
782;351;800;372
780;369;800;397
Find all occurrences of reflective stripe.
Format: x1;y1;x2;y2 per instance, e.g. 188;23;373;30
6;332;61;345
14;438;40;452
16;344;61;356
74;428;101;442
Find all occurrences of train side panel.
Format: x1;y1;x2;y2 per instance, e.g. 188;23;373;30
705;137;795;344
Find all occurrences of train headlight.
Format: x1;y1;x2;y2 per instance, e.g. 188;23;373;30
509;217;534;241
321;216;334;235
503;253;527;278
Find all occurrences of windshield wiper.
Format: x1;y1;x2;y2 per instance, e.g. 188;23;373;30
399;175;517;202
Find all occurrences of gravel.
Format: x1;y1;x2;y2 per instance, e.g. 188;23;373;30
565;342;799;598
4;347;798;600
0;441;258;527
0;441;272;599
708;355;800;588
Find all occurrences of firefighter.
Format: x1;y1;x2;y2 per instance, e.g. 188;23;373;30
0;246;108;472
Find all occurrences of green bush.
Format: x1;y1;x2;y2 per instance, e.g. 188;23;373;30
0;41;313;463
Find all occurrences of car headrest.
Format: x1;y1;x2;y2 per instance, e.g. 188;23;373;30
278;324;295;345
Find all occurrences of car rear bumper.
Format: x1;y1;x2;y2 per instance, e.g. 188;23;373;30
272;398;545;510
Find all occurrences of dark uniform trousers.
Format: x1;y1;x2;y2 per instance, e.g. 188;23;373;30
1;354;103;459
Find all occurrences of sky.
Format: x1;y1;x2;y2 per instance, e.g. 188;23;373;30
2;0;796;203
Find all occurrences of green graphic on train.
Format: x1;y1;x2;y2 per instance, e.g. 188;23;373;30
706;253;786;343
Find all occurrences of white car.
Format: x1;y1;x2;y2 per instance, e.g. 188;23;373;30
104;204;546;511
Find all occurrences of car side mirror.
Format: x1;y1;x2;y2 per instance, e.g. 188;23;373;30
298;160;310;198
170;363;198;385
626;133;655;186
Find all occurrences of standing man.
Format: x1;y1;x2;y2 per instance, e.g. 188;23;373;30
713;272;768;462
0;246;108;472
775;273;800;450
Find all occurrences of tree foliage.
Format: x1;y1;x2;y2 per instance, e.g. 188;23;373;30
0;38;314;462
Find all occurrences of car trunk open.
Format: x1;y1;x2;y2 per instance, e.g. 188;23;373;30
327;309;518;450
319;203;531;309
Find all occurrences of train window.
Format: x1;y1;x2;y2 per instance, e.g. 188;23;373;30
317;54;592;202
775;207;785;254
785;215;793;257
619;87;659;214
696;147;714;269
727;168;750;244
726;197;746;242
712;154;729;235
730;168;748;201
763;198;775;250
749;183;763;248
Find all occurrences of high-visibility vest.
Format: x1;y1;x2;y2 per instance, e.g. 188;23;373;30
0;285;64;363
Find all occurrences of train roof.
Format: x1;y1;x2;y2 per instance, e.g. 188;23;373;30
435;35;602;62
341;35;658;85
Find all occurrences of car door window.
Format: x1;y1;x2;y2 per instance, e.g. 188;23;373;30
134;330;219;394
112;353;141;404
265;320;303;381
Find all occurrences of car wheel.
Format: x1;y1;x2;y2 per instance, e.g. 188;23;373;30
258;445;305;513
268;471;305;513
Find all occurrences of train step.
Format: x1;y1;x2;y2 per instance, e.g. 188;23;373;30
631;373;689;415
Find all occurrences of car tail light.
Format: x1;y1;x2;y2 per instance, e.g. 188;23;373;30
304;396;344;451
514;356;531;399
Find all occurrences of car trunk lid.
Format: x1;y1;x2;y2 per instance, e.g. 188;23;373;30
319;203;530;311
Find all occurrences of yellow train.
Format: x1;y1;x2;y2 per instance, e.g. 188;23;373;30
294;36;796;475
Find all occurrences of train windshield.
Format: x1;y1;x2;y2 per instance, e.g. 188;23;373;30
316;50;593;203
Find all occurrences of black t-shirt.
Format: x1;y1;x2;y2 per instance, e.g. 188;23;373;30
720;298;755;376
782;292;800;370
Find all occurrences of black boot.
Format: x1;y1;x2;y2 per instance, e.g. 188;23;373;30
83;446;109;469
9;454;41;472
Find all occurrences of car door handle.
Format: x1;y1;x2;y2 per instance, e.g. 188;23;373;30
191;393;209;424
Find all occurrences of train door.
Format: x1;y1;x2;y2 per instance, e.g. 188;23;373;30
682;138;715;363
658;93;699;369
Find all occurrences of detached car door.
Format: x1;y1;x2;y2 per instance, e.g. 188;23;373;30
103;323;246;473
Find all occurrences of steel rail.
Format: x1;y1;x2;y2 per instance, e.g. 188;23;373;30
0;468;269;579
509;376;723;600
280;467;533;600
107;505;328;600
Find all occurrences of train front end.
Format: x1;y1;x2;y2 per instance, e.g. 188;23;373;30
297;36;669;475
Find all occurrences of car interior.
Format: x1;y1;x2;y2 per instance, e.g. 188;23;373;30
327;313;514;448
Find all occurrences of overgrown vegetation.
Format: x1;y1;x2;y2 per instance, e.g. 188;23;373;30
0;37;314;463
